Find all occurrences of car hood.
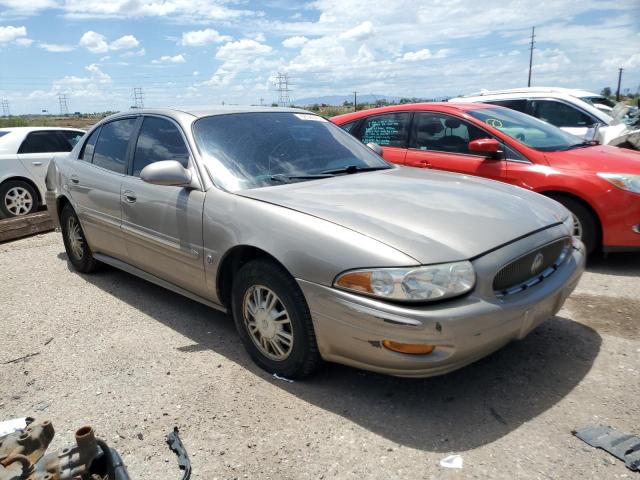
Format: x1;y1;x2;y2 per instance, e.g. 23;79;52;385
545;144;640;173
236;167;567;264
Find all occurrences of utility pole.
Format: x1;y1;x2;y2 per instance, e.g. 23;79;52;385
58;93;69;115
273;72;291;107
1;99;9;117
260;97;264;106
527;26;535;87
616;68;623;101
353;91;357;112
132;87;144;109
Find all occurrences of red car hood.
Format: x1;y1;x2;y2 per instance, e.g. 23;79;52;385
545;144;640;173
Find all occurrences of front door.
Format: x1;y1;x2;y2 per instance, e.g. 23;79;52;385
120;115;207;297
68;118;137;259
404;112;506;181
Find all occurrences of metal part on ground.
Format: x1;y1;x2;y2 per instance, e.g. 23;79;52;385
165;428;191;480
574;425;640;471
0;419;131;480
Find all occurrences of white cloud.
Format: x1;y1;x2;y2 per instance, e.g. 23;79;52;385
121;48;146;58
602;52;640;70
206;39;273;85
79;31;140;53
0;25;26;43
109;34;139;50
339;21;373;41
181;28;231;46
193;70;200;76
14;37;33;46
402;48;449;61
282;36;308;49
39;42;75;52
152;54;186;64
0;0;56;15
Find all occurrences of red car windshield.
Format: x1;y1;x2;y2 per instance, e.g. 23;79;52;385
468;107;586;152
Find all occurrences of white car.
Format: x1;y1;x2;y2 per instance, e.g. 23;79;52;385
449;87;640;149
0;127;84;217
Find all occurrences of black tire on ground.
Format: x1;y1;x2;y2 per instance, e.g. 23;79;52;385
549;194;599;254
231;259;321;379
60;204;99;273
0;180;38;217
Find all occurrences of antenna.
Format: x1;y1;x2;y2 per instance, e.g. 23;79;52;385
527;26;536;87
58;93;69;115
132;87;144;109
1;99;10;117
273;72;291;107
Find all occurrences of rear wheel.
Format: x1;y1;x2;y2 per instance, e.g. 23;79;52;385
0;180;38;217
231;259;321;379
548;195;598;254
60;204;98;273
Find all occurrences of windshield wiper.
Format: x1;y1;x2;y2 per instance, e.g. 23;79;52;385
562;141;597;150
320;165;389;175
269;173;334;183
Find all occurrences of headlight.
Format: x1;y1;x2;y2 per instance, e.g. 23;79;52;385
334;261;475;302
597;173;640;194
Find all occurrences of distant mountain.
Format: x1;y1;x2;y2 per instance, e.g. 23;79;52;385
292;94;402;106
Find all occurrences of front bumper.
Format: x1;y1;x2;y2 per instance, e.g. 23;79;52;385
299;236;586;378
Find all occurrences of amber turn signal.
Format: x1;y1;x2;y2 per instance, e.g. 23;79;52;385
334;271;373;293
382;340;435;355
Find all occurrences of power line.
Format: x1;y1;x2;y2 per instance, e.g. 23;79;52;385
1;99;10;117
58;93;69;115
527;26;536;87
273;72;291;107
132;87;144;109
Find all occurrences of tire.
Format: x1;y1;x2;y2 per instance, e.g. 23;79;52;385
549;195;598;254
231;259;321;379
60;204;98;273
0;180;38;217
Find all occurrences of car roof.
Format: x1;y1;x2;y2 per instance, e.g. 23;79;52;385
455;87;600;98
330;102;495;123
104;106;311;122
0;126;85;133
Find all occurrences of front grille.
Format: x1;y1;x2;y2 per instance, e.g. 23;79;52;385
493;238;570;296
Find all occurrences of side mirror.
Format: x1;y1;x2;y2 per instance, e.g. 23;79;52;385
366;142;383;156
468;138;502;158
140;160;193;187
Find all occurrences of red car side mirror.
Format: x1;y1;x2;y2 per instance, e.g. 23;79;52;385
469;138;501;158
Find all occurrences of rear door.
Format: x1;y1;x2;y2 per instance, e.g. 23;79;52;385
353;112;411;165
17;130;78;193
68;118;137;259
404;112;506;181
120;115;207;297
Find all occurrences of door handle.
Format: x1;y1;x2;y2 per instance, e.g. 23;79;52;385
70;175;79;184
123;190;137;203
32;161;43;166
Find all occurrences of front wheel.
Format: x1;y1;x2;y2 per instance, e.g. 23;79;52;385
549;195;598;254
231;260;321;379
60;204;98;273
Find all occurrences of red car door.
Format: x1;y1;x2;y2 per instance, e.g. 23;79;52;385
355;112;411;165
404;111;506;182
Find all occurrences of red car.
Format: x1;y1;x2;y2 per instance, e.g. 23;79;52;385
332;103;640;254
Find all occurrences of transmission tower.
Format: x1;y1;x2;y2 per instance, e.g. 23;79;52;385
132;87;144;109
273;72;291;107
1;99;9;117
58;94;69;115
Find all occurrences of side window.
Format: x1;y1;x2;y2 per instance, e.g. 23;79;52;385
531;100;593;128
358;113;411;147
410;113;487;155
486;99;528;113
79;128;100;162
92;118;137;174
132;117;189;177
339;120;358;133
18;131;66;154
58;131;84;150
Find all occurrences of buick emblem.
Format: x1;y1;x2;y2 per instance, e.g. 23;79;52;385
531;252;545;275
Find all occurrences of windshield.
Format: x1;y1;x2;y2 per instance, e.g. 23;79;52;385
468;107;586;151
581;96;616;108
193;112;391;191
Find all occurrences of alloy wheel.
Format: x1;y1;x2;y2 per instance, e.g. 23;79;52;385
572;213;583;239
242;285;294;361
67;216;84;260
4;186;33;216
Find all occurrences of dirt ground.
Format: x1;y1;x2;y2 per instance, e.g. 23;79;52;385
1;233;638;479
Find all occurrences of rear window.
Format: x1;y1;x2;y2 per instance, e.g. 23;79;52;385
0;132;8;138
18;131;68;154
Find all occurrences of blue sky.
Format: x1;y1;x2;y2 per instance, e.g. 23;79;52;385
0;0;639;114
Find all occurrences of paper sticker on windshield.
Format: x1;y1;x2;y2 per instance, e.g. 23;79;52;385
294;113;325;121
486;118;503;128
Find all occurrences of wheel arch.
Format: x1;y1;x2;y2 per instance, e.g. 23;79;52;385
0;176;43;205
540;189;602;240
55;194;73;220
216;245;290;309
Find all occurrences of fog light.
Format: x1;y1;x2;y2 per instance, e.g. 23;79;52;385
382;340;435;355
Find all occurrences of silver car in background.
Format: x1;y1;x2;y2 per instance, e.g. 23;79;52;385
46;108;585;378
